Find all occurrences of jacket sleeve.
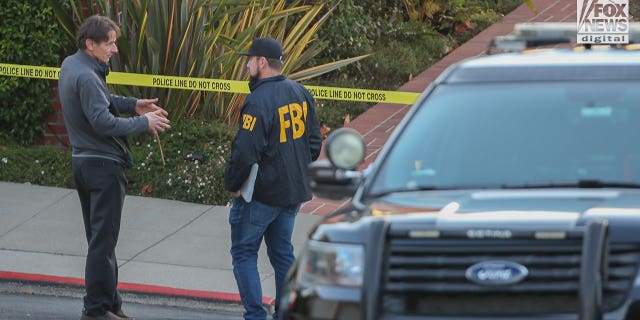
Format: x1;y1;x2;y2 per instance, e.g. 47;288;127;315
305;95;322;161
224;100;267;192
110;93;138;115
78;76;147;137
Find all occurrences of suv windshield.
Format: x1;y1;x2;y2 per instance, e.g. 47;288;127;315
369;81;640;195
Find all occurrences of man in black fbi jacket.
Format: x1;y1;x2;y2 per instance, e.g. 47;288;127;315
224;37;322;320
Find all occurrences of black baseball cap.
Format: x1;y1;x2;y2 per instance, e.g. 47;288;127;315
237;37;284;61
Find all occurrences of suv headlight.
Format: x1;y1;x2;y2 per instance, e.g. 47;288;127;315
297;240;364;287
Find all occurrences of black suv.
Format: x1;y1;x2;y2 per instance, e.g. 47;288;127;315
281;23;640;320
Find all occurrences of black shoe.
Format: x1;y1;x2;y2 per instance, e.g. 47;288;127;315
80;311;121;320
114;309;135;320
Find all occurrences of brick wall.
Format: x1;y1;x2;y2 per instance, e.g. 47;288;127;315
41;81;69;148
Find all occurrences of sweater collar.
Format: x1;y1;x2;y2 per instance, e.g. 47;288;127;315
248;74;286;92
77;49;110;79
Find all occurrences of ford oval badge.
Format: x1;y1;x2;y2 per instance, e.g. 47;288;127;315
465;260;529;286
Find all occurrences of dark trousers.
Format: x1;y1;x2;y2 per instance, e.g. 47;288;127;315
72;157;126;316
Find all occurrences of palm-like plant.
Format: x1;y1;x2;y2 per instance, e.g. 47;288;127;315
48;0;371;124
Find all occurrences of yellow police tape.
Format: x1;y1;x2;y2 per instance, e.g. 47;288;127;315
0;63;420;105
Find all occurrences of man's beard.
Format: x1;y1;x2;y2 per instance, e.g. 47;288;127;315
249;68;261;82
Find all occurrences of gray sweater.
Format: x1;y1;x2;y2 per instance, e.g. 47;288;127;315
58;50;148;167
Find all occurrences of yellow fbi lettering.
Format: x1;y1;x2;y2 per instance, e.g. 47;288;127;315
242;114;257;131
278;102;308;143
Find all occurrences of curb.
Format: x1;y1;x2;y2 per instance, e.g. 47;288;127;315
0;271;275;306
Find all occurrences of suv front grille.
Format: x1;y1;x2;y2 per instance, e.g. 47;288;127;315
380;236;640;316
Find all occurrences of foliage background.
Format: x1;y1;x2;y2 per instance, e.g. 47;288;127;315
307;0;522;130
127;119;236;205
0;0;71;145
0;119;236;205
48;0;371;126
1;0;528;205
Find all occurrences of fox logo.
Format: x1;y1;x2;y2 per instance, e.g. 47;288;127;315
578;0;628;33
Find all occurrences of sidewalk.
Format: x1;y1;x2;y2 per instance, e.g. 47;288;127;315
0;0;574;311
0;181;322;306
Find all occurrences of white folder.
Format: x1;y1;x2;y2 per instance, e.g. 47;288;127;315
240;163;259;202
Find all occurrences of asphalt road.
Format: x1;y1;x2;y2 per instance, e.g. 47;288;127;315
0;281;244;320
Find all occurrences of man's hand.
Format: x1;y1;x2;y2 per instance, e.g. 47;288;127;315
144;109;171;134
137;98;170;134
135;98;168;118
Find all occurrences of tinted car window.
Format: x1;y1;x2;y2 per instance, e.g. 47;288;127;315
369;81;640;195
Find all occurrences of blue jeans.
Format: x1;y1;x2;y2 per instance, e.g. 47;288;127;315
230;197;299;320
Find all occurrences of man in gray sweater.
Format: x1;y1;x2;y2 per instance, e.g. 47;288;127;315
58;15;170;320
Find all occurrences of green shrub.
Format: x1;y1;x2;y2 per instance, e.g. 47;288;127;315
0;120;236;205
126;119;235;205
307;0;522;130
0;145;74;187
311;0;381;62
0;0;70;146
356;29;450;90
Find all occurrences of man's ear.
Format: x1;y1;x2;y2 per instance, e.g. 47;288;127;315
85;39;94;51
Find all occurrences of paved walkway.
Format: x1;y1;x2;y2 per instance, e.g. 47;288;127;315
0;181;322;310
0;0;577;314
300;0;576;216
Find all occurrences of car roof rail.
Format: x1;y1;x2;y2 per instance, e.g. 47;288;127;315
487;22;640;54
